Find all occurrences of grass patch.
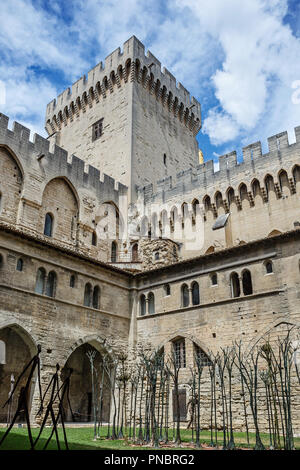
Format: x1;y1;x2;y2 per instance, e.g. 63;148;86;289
0;426;299;450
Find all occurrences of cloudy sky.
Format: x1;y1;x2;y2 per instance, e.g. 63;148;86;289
0;0;300;164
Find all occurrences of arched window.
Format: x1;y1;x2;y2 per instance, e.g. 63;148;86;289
211;273;218;286
181;284;189;307
84;283;92;307
215;192;223;209
194;344;211;366
92;285;100;309
164;284;171;296
265;175;274;197
148;292;155;314
35;268;46;294
278;170;289;194
173;338;186;368
192;199;199;217
242;270;253;295
230;272;240;298
70;274;76;288
92;231;97;246
46;271;56;297
154;252;159;261
192;282;200;305
227;188;235;207
265;261;273;274
203;196;211;212
132;243;138;262
111;241;117;262
252;179;261;197
239;183;248;201
140;294;146;316
44;213;53;237
16;258;23;272
292;165;300;187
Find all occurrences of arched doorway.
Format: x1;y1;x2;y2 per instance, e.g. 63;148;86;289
0;324;37;423
61;342;111;423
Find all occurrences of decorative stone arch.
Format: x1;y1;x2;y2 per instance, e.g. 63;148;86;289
64;334;117;364
41;176;80;210
245;317;300;356
0;145;24;223
97;200;124;240
153;331;211;359
0;144;25;180
0;319;38;357
0;319;40;422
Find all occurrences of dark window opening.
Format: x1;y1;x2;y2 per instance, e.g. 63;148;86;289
92;231;97;246
242;270;253;296
140;294;146;316
265;261;273;274
231;272;240;298
164;284;171;296
211;273;218;285
16;258;23;272
92;286;100;309
192;282;200;305
173;339;186;368
194;345;212;366
70;274;76;288
46;271;56;297
92;119;103;141
148;292;155;314
84;283;92;307
44;213;53;237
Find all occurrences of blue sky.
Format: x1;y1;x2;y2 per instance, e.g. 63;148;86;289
0;0;300;167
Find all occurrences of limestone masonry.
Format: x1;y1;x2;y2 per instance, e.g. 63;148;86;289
0;36;299;431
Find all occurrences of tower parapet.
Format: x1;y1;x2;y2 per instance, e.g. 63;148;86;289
45;35;201;136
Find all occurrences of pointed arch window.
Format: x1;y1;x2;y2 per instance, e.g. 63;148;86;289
16;258;23;272
181;284;189;307
44;213;53;237
265;261;273;274
242;270;253;295
194;344;212;366
230;272;240;298
140;294;146;316
35;268;46;294
191;281;200;305
173;338;186;368
164;284;171;296
92;285;100;309
70;274;76;288
148;292;155;314
46;271;56;297
84;283;92;307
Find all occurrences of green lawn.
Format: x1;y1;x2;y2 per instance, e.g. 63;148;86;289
0;426;299;450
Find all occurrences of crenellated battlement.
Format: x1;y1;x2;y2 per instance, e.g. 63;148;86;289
138;126;300;204
0;113;128;201
45;35;201;136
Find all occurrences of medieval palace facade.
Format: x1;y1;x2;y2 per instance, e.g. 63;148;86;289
0;36;299;429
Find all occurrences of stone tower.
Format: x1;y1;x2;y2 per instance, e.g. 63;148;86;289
45;36;201;202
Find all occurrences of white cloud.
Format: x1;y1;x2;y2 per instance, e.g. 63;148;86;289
0;0;300;151
202;109;239;146
178;0;300;146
